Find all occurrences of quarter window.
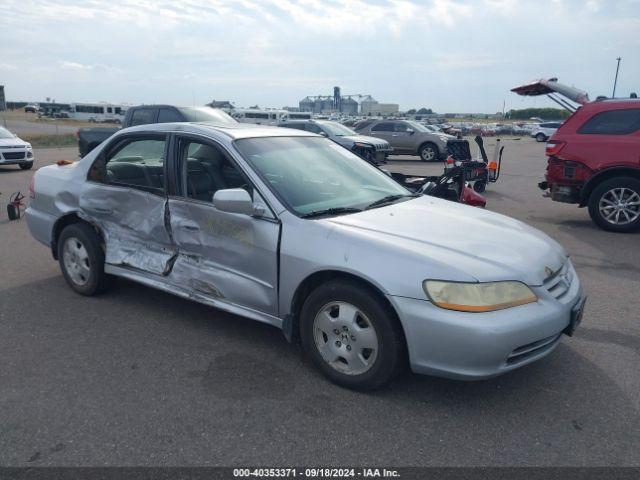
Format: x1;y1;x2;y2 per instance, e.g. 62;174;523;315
578;109;640;135
89;137;166;194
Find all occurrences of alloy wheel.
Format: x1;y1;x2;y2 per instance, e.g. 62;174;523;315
421;147;436;161
598;187;640;225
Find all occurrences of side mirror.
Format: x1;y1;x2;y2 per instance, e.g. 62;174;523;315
319;131;328;137
406;128;415;135
213;188;259;216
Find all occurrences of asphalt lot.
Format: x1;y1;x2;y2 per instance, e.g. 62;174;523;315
0;140;639;467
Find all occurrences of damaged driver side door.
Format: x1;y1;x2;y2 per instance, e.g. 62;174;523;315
166;136;280;318
81;134;177;275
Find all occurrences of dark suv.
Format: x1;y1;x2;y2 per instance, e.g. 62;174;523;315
539;100;640;232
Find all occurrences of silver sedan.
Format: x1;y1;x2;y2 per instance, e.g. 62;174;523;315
26;122;585;389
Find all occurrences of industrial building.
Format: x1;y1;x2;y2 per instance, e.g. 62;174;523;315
299;86;398;116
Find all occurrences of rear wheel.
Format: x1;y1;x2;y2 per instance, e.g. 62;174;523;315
535;133;546;142
300;279;405;390
58;223;113;295
419;142;439;162
588;177;640;232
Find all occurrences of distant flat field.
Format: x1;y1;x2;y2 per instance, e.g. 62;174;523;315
0;110;114;136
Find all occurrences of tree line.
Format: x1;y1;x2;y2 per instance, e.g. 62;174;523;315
505;108;570;120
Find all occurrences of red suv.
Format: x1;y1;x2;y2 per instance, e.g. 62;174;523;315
539;99;640;232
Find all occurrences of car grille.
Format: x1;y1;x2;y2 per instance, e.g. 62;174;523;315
2;151;26;160
543;261;574;300
506;333;562;365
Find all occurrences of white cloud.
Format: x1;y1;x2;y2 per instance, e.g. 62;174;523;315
0;62;18;71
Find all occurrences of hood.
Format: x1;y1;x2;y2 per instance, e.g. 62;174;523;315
341;135;391;148
327;196;566;286
0;137;28;148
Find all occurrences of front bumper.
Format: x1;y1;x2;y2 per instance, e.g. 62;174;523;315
387;271;583;380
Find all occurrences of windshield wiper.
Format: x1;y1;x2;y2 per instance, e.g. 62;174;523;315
300;207;363;219
365;194;419;210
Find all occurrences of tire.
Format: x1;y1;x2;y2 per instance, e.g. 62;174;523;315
299;279;405;390
587;177;640;233
419;142;439;162
535;133;546;142
473;181;486;193
57;223;113;295
19;162;33;170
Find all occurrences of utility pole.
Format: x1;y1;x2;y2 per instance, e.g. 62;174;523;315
612;57;622;98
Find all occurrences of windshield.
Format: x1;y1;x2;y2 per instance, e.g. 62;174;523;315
178;107;236;124
0;127;15;139
404;120;431;133
235;136;410;216
319;121;357;137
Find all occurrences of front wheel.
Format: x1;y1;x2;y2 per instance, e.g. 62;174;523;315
473;181;486;193
300;280;405;390
58;223;113;295
588;177;640;232
419;143;439;162
535;133;546;142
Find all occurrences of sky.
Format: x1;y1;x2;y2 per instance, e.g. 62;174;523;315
1;0;639;113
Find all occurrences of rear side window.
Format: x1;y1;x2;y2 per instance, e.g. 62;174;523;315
578;109;640;135
305;123;323;134
157;108;183;123
371;122;394;132
281;123;306;131
129;108;156;126
89;137;166;194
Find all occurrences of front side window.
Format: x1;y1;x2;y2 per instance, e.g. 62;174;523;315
577;109;640;135
89;137;166;194
178;139;251;203
235;136;409;216
130;109;156;126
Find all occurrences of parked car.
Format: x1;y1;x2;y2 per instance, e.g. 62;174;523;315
26;122;585;389
355;119;454;161
0;126;34;170
279;119;393;164
532;122;562;142
539;101;640;231
24;103;40;113
77;105;235;157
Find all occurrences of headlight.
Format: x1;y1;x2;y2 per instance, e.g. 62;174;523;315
26;143;32;149
423;280;537;312
353;142;372;149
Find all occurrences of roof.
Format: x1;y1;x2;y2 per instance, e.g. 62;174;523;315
119;121;318;140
